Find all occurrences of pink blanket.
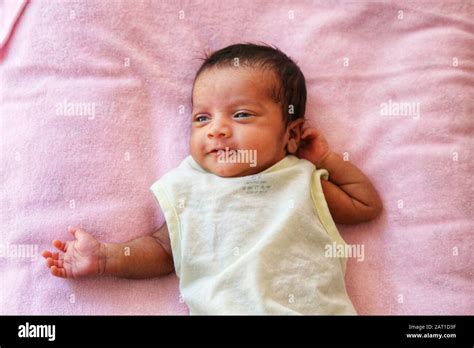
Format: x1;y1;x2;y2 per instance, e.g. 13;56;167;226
1;0;472;315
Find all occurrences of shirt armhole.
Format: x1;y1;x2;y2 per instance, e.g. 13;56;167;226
150;181;182;277
310;168;348;272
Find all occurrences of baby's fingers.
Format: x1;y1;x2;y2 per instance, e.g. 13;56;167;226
41;250;59;260
51;265;68;278
301;127;318;139
52;239;68;252
46;256;64;269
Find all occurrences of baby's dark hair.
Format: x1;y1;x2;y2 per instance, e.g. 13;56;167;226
193;42;307;127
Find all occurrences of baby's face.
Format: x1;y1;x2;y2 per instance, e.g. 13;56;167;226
191;67;289;177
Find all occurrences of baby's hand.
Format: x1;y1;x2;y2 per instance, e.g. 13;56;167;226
296;126;331;167
42;226;106;278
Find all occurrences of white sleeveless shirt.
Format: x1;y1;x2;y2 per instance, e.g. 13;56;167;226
150;155;356;314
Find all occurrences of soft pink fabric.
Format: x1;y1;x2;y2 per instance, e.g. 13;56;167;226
0;0;472;315
0;0;27;48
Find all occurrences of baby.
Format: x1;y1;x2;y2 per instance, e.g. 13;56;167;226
42;43;382;314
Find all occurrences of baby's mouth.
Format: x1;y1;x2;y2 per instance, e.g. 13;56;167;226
208;147;236;156
209;149;229;156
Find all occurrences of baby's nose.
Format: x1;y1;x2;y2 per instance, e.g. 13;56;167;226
207;120;232;138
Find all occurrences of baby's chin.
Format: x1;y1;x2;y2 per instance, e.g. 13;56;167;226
201;157;260;178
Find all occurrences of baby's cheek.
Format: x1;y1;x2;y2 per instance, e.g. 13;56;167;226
189;133;202;152
253;136;276;154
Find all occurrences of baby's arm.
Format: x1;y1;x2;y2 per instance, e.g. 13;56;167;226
317;152;382;224
104;223;174;278
297;126;383;224
42;225;174;279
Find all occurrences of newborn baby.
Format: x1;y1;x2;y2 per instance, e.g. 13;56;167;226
42;43;382;314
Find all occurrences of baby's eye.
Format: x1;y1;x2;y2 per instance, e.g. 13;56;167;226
233;112;252;119
195;115;209;122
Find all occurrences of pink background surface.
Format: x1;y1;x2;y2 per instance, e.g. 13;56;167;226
0;0;472;314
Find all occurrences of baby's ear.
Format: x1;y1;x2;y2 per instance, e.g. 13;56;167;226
286;118;305;154
287;139;298;154
290;119;305;140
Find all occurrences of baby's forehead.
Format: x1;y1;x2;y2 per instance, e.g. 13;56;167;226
193;66;281;103
201;64;277;82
